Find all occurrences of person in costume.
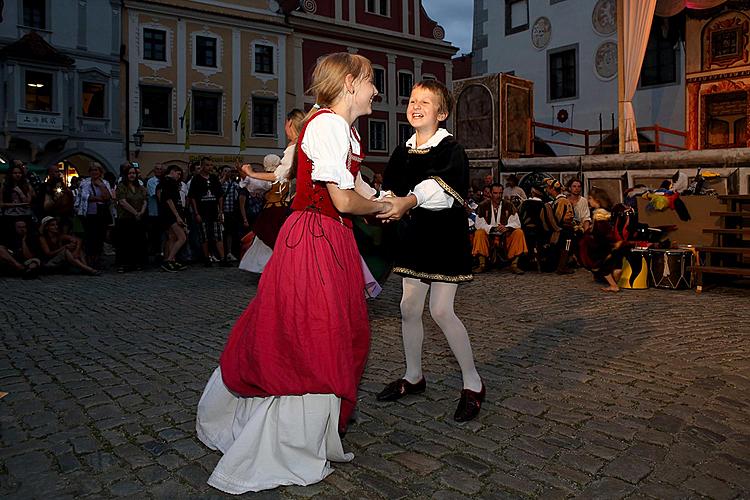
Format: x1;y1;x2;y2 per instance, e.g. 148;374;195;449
195;52;401;494
237;109;305;274
375;80;485;422
578;187;624;292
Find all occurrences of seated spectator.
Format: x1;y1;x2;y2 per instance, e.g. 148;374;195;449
2;219;42;278
39;216;99;275
115;164;148;272
1;163;35;235
519;186;549;271
504;174;527;201
471;183;527;274
566;179;591;233
543;178;575;274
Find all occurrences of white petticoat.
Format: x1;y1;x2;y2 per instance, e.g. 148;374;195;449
196;367;354;494
238;237;273;274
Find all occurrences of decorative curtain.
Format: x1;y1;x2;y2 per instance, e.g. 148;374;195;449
621;0;657;153
655;0;727;17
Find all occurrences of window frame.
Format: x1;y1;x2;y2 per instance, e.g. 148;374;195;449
505;0;529;36
368;119;388;152
365;0;390;17
81;81;107;119
398;70;414;99
251;96;277;138
548;44;579;102
139;85;172;131
22;0;47;30
373;66;386;97
24;69;54;112
192;90;222;135
253;43;274;75
143;28;167;62
639;21;679;88
195;35;218;68
398;122;414;146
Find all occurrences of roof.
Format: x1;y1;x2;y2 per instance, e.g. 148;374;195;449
0;31;75;67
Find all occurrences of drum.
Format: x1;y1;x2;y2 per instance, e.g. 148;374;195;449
648;249;694;289
618;248;650;289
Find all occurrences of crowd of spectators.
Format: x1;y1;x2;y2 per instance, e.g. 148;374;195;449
0;157;263;278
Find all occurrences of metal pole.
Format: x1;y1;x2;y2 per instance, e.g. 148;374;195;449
617;0;626;154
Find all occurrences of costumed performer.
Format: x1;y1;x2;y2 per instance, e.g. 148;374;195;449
195;52;406;494
375;80;485;422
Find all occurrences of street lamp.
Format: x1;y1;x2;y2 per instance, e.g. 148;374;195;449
132;128;144;147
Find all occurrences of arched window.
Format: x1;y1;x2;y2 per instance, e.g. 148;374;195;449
456;85;493;149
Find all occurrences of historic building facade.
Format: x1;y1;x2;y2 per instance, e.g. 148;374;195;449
471;0;686;155
280;0;458;171
122;0;290;172
0;0;124;174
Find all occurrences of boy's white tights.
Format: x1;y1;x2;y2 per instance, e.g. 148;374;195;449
400;277;482;392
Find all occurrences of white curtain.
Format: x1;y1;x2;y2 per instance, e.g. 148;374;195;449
621;0;657;153
655;0;727;17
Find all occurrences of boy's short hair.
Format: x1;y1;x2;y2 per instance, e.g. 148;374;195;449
414;80;454;119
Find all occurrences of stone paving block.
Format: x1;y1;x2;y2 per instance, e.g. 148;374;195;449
501;397;547;417
442;453;491;476
602;454;653;484
170;438;207;461
684;473;739;500
488;471;539;496
577;476;634;499
391;451;443;473
357;473;411;499
135;464;170;485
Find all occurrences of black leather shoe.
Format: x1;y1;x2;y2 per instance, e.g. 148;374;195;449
376;377;426;401
454;382;486;422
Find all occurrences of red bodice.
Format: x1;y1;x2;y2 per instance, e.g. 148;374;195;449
290;109;363;229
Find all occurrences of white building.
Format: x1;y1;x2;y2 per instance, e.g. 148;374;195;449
0;0;124;173
472;0;686;155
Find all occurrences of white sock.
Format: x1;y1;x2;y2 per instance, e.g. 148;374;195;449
428;282;483;392
400;277;429;383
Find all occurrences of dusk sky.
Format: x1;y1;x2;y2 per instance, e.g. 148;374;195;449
423;0;473;55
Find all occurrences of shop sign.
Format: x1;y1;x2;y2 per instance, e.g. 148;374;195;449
17;111;63;131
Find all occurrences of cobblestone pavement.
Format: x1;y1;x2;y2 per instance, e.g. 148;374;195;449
1;266;749;499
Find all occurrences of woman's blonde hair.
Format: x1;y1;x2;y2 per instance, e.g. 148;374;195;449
286;108;305;139
307;52;372;109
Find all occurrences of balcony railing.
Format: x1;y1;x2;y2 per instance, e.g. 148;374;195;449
532;121;687;156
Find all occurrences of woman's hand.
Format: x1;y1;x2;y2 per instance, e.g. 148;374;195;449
377;195;417;222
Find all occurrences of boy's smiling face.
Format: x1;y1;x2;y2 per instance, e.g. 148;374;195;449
406;86;447;134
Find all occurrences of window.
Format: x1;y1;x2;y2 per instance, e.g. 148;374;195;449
549;46;577;100
25;71;53;111
398;71;413;98
369;120;387;151
505;0;529;35
366;0;389;16
82;82;105;118
196;36;217;68
398;123;413;145
193;91;221;134
252;97;276;136
641;19;678;87
23;0;46;29
143;28;166;62
254;44;274;74
373;67;386;95
140;85;171;130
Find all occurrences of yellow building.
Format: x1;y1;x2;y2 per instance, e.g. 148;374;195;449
122;0;291;174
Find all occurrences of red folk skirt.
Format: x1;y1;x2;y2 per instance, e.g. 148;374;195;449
220;210;371;432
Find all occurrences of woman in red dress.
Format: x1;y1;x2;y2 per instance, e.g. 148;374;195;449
196;52;401;494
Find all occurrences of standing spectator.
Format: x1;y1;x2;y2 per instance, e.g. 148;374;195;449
566;178;591;233
17;160;43;220
187;157;225;266
146;163;164;259
39;216;99;275
158;165;187;272
504;174;527;201
115;164;148;272
42;165;75;232
219;165;240;261
75;162;112;269
372;172;383;193
1;163;35;237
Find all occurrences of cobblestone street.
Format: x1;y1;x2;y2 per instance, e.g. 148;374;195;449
1;267;749;499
